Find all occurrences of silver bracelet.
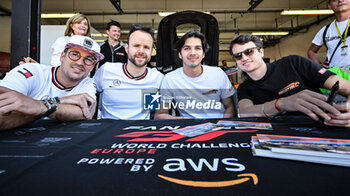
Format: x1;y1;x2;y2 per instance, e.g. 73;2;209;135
262;103;272;118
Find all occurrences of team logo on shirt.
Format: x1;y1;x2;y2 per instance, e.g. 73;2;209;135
318;68;327;75
17;68;33;78
278;82;300;95
143;91;161;110
109;79;121;88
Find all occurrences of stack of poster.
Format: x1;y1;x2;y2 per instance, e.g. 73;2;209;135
173;121;272;137
216;120;272;130
251;134;350;167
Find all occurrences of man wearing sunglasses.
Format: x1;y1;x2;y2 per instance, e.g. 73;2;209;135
0;35;104;130
230;34;350;127
154;31;235;119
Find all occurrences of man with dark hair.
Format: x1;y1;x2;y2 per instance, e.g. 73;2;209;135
155;31;236;119
0;35;104;130
99;20;127;66
94;24;163;120
230;34;350;127
221;60;229;71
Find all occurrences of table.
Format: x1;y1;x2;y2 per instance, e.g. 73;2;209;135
0;116;349;195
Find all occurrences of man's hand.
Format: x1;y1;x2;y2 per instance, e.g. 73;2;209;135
60;93;96;119
278;89;340;121
324;100;350;127
0;90;46;116
19;57;38;65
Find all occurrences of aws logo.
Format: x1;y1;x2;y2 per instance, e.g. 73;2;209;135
158;158;258;187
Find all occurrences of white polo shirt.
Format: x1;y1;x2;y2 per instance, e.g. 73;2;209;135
160;65;235;119
94;62;164;120
0;63;96;100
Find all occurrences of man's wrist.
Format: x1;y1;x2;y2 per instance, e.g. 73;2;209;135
40;98;58;117
274;98;286;114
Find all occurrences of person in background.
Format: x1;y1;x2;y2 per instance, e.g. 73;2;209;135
99;20;127;66
19;14;92;66
50;14;91;67
221;60;229;71
0;36;104;130
308;0;350;69
154;31;236;119
230;34;350;127
94;25;163;120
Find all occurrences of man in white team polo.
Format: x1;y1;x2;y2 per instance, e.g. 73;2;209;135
0;35;104;130
94;25;164;120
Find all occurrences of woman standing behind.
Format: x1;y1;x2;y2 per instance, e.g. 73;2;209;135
50;14;91;66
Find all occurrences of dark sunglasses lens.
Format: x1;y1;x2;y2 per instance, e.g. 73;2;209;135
233;53;243;59
243;49;254;56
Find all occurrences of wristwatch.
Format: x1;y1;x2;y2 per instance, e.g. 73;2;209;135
41;98;58;117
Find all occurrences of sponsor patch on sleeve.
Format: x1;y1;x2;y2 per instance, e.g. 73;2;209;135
17;68;33;78
318;68;327;75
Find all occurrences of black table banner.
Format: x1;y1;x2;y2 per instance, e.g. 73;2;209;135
0;116;349;195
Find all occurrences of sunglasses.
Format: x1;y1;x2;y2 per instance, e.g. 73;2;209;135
232;47;260;60
68;50;96;66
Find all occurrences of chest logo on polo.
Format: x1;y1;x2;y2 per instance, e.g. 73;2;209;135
116;52;125;56
109;79;121;88
278;82;299;95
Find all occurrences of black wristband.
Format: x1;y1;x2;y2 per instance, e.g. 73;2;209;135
41;99;58;117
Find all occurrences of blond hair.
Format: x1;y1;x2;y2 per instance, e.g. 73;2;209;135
64;14;91;36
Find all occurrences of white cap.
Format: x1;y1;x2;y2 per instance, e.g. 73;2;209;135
65;35;104;61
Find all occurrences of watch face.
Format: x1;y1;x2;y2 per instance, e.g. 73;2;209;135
42;98;58;117
48;98;55;105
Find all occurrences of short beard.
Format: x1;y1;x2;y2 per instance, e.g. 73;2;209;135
128;56;149;68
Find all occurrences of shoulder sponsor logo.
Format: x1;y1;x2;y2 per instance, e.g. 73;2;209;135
278;82;299;95
17;68;33;78
318;68;327;75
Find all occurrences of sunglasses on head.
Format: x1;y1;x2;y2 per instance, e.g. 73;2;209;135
232;47;260;60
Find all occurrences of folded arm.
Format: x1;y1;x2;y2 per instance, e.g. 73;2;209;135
0;87;96;131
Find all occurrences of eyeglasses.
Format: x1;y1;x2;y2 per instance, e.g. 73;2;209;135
232;47;260;60
67;50;96;66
